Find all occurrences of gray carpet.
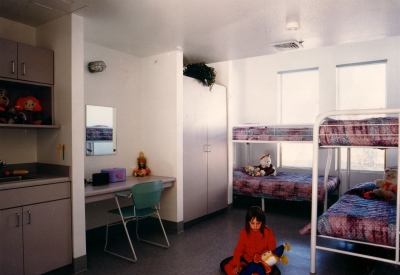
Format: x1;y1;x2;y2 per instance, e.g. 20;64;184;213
46;196;400;275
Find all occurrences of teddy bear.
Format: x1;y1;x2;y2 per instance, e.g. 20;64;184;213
14;95;43;125
132;151;151;177
363;168;398;200
0;87;14;124
239;243;290;275
245;153;277;177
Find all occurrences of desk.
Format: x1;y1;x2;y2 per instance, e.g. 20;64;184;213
84;175;175;203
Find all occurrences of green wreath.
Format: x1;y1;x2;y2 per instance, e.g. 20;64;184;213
183;62;216;90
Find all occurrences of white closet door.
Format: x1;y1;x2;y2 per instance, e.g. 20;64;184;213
207;85;228;213
183;77;209;222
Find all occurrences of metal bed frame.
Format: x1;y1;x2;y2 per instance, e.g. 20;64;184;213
310;108;400;274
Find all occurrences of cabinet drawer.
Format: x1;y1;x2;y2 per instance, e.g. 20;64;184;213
0;182;70;210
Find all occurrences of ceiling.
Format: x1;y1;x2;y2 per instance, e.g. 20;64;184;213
2;0;400;64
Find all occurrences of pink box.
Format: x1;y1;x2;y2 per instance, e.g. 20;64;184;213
101;168;126;182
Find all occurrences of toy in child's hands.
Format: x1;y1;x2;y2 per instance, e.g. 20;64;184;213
245;153;276;177
132;151;151;177
239;243;290;275
14;96;43;125
363;168;398;200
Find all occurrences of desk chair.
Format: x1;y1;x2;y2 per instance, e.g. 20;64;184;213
104;180;170;262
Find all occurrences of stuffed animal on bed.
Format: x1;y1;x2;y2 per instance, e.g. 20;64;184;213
239;243;290;275
363;168;398;200
245;153;277;177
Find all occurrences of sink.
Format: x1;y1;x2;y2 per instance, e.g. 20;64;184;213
0;175;43;183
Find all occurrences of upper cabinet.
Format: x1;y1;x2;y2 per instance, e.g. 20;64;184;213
0;38;54;85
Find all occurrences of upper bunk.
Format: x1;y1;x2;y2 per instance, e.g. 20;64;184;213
232;109;398;148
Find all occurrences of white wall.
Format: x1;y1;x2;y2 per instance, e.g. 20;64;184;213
35;14;86;262
210;36;400;195
84;42;141;178
140;51;183;223
84;42;142;230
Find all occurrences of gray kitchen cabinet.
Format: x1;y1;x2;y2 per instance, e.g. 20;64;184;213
0;38;18;80
0;207;23;275
183;76;228;223
0;37;54;85
0;182;72;275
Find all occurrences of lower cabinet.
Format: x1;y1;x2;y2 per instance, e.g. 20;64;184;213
0;182;72;275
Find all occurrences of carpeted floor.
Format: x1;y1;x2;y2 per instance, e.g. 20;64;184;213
46;195;400;275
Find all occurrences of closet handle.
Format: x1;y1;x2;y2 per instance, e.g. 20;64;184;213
11;61;15;74
204;145;211;152
22;63;26;75
16;213;20;227
27;210;31;224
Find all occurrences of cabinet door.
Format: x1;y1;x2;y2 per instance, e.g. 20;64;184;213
23;199;72;275
207;85;228;213
0;38;18;79
18;43;54;84
183;77;209;222
0;207;23;275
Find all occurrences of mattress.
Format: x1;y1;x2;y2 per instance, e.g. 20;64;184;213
232;126;313;142
319;117;398;147
300;182;396;246
233;168;340;202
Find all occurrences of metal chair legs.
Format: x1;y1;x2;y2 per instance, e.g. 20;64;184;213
135;210;170;249
104;213;138;262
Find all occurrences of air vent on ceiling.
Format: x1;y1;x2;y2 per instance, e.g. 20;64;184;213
270;40;303;51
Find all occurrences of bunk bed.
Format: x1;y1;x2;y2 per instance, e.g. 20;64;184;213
309;108;400;274
232;125;341;211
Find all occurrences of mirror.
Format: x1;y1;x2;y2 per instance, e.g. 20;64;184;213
86;105;117;156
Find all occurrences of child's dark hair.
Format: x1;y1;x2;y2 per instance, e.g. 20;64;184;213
245;206;266;237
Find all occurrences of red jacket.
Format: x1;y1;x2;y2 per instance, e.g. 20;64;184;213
232;226;277;267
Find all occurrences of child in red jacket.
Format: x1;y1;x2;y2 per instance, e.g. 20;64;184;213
220;206;281;275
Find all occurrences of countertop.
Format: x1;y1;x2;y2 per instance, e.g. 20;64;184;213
84;175;175;203
0;173;70;191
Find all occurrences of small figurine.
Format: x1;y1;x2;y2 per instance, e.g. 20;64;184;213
133;151;151;177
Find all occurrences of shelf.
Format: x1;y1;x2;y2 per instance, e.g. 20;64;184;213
0;124;60;129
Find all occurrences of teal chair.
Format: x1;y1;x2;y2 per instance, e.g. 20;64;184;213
104;180;170;262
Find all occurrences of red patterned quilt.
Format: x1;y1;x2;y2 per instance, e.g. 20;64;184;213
232;126;313;142
300;182;396;246
233;168;340;202
319;117;398;147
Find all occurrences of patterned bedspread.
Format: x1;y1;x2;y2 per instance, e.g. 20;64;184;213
300;182;396;246
232;126;313;141
233;168;340;202
319;117;398;147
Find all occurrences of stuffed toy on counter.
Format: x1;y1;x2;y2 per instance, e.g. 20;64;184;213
239;243;290;275
132;151;151;177
363;168;398;200
245;153;277;177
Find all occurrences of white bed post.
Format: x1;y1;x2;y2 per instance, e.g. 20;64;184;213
310;114;325;275
396;111;400;264
323;149;332;212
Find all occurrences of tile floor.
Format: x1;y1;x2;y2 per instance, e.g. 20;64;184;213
46;196;400;275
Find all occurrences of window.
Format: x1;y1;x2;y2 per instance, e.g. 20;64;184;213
336;61;387;171
278;68;319;168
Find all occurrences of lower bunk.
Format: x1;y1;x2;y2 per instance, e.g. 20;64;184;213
302;181;398;265
233;167;340;210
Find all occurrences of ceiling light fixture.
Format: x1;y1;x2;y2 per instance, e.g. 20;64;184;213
286;22;300;31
